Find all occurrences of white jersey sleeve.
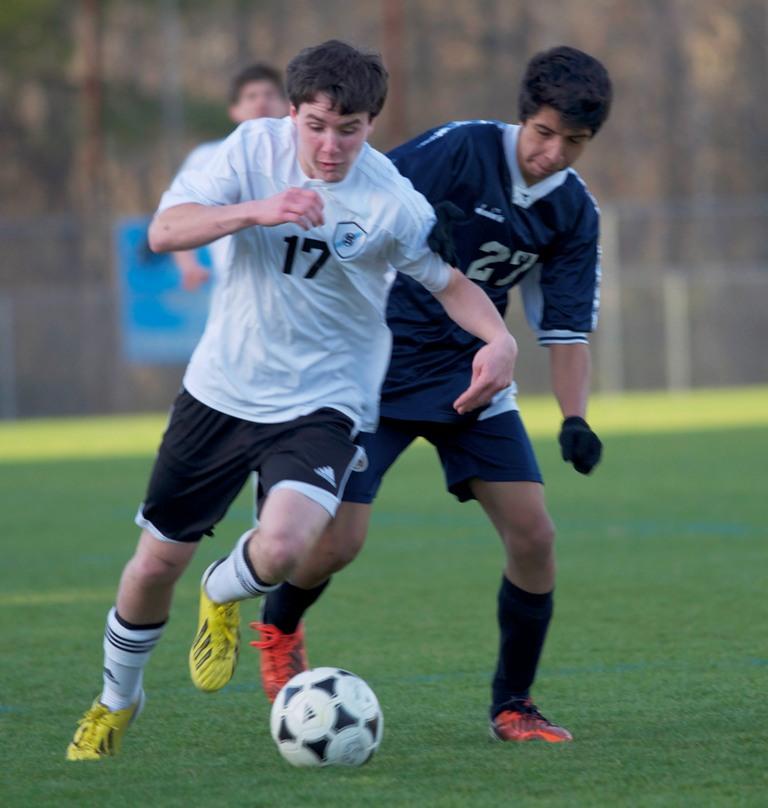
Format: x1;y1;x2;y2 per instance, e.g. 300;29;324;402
168;138;233;275
386;195;452;294
157;129;246;211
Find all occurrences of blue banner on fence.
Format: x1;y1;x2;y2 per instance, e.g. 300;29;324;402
114;216;211;364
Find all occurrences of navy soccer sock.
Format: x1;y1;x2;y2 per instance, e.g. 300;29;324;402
262;579;331;635
491;575;553;718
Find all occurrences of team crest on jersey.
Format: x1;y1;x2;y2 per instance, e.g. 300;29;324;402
332;222;368;259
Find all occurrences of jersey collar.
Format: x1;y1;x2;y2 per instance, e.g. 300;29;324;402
503;124;569;209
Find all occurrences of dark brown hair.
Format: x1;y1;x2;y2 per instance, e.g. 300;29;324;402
229;63;285;105
519;46;612;135
286;40;388;119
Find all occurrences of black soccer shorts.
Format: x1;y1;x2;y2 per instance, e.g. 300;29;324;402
344;410;543;504
136;389;363;543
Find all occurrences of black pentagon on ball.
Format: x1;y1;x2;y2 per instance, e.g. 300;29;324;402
333;703;359;731
310;676;337;697
277;716;296;742
303;736;330;762
364;715;380;738
282;685;303;707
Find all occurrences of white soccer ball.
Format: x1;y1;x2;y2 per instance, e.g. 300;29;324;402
270;667;383;767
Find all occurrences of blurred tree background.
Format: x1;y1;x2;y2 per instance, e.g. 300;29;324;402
1;0;766;416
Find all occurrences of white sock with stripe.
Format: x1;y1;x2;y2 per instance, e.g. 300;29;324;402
204;530;280;604
99;607;165;711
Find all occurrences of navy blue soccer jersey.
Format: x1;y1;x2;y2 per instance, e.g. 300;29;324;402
382;120;601;422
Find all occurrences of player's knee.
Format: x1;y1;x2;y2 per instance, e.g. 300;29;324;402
251;530;305;581
504;513;555;565
129;549;187;587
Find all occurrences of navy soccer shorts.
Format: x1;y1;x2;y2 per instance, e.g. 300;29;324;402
136;389;362;543
344;411;543;504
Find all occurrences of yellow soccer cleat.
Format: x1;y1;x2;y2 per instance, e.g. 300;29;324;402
189;581;240;692
65;692;145;761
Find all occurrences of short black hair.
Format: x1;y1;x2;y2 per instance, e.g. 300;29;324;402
229;63;285;105
518;46;612;135
286;40;388;119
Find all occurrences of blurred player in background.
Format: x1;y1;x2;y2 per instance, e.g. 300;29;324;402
256;45;612;744
173;63;289;291
65;39;517;761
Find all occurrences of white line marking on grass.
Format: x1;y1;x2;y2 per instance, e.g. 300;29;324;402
0;590;116;606
0;586;201;607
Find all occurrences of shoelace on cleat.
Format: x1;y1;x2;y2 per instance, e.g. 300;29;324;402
73;705;113;749
210;603;239;647
500;699;551;724
248;622;282;649
249;622;303;679
493;699;572;742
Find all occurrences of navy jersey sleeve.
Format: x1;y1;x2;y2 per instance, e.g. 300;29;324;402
520;186;601;345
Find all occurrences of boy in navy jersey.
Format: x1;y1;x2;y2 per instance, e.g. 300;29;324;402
256;46;612;743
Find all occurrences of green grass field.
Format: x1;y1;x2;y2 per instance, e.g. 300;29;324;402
1;387;767;807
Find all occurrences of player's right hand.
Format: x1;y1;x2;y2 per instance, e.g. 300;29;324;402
255;188;325;230
453;333;517;414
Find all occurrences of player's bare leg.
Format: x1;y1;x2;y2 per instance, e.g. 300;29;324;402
472;481;555;593
288;502;371;588
67;532;196;760
253;502;372;701
117;530;198;623
192;488;334;692
472;479;571;742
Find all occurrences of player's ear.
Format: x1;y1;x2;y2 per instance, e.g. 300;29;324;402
289;104;299;122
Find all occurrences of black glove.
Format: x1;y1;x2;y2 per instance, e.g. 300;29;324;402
427;201;465;266
559;416;602;475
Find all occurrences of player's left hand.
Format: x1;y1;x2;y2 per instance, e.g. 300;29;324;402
559;416;602;474
453;334;517;414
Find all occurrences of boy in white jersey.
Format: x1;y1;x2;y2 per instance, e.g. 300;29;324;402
66;39;517;760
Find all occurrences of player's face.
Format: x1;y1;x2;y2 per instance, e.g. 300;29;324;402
516;106;592;185
229;80;288;122
291;95;374;183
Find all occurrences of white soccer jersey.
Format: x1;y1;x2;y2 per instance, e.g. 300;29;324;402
157;117;451;432
175;138;230;272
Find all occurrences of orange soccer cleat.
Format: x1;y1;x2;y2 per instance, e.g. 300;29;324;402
249;621;309;703
490;698;573;743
